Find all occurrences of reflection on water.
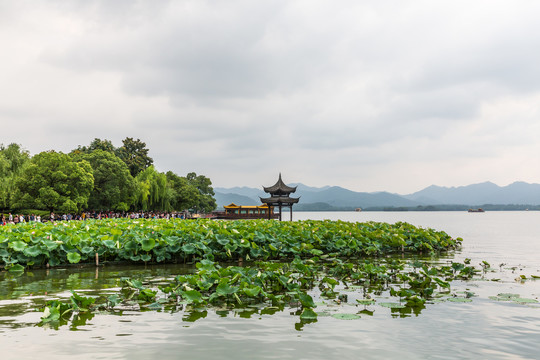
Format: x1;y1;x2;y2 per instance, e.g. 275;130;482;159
2;212;540;359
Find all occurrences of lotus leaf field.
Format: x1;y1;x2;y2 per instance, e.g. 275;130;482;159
0;218;474;327
0;219;461;269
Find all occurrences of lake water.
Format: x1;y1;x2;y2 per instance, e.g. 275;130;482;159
2;211;540;359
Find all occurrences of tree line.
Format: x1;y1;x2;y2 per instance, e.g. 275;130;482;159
0;138;216;214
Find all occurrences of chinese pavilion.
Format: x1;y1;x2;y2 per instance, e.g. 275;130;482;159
260;173;300;221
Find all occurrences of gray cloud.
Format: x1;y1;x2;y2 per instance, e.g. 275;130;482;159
2;1;540;193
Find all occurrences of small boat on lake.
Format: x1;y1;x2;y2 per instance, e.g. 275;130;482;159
468;208;485;213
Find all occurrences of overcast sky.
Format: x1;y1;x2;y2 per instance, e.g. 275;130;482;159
1;1;540;194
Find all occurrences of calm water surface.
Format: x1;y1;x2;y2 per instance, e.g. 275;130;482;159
2;211;540;359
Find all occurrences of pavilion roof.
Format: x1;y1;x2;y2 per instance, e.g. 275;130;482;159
260;196;300;205
263;173;297;195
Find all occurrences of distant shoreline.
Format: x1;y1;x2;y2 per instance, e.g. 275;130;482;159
292;204;540;212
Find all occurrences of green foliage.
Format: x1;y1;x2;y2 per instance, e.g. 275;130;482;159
31;252;498;330
166;171;199;211
134;166;172;211
3;139;216;213
116;137;153;177
186;172;216;213
0;143;30;210
13;151;94;212
73;150;136;211
72;138;116;155
0;218;462;268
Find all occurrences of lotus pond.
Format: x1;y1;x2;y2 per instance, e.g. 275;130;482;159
2;212;540;359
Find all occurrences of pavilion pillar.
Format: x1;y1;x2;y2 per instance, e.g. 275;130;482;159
290;205;293;221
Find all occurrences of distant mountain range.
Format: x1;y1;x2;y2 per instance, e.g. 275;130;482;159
214;181;540;211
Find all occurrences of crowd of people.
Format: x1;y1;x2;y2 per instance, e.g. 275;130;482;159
1;210;190;225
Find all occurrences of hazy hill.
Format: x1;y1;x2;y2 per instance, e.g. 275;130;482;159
215;183;420;209
297;186;419;208
213;192;259;207
404;181;540;205
215;181;540;210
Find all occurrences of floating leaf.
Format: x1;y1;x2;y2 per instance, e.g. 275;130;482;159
379;302;405;309
331;313;361;320
446;297;472;303
497;293;520;300
316;311;332;317
513;298;538;304
358;309;374;316
356;299;375;305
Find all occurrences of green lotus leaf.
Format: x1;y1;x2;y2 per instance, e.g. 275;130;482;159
298;293;315;308
513;298;538;303
300;308;318;320
40;306;61;323
9;240;27;252
216;283;239;296
379;302;406;309
42;239;59;251
216;236;230;246
332;313;361;320
310;249;323;256
356;299;375;305
103;240;116;249
182;244;196;254
80;246;95;255
67;252;81;264
144;302;163;310
23;245;42;257
124;240;137;252
497;293;520;299
140;254;151;262
182;290;203;303
110;229;122;236
243;286;262;297
8;264;25;272
141;238;156;252
446;297;472;302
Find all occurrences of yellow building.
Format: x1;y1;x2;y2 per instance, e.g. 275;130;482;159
217;203;277;219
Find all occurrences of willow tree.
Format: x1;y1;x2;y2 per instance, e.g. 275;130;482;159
134;166;172;211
